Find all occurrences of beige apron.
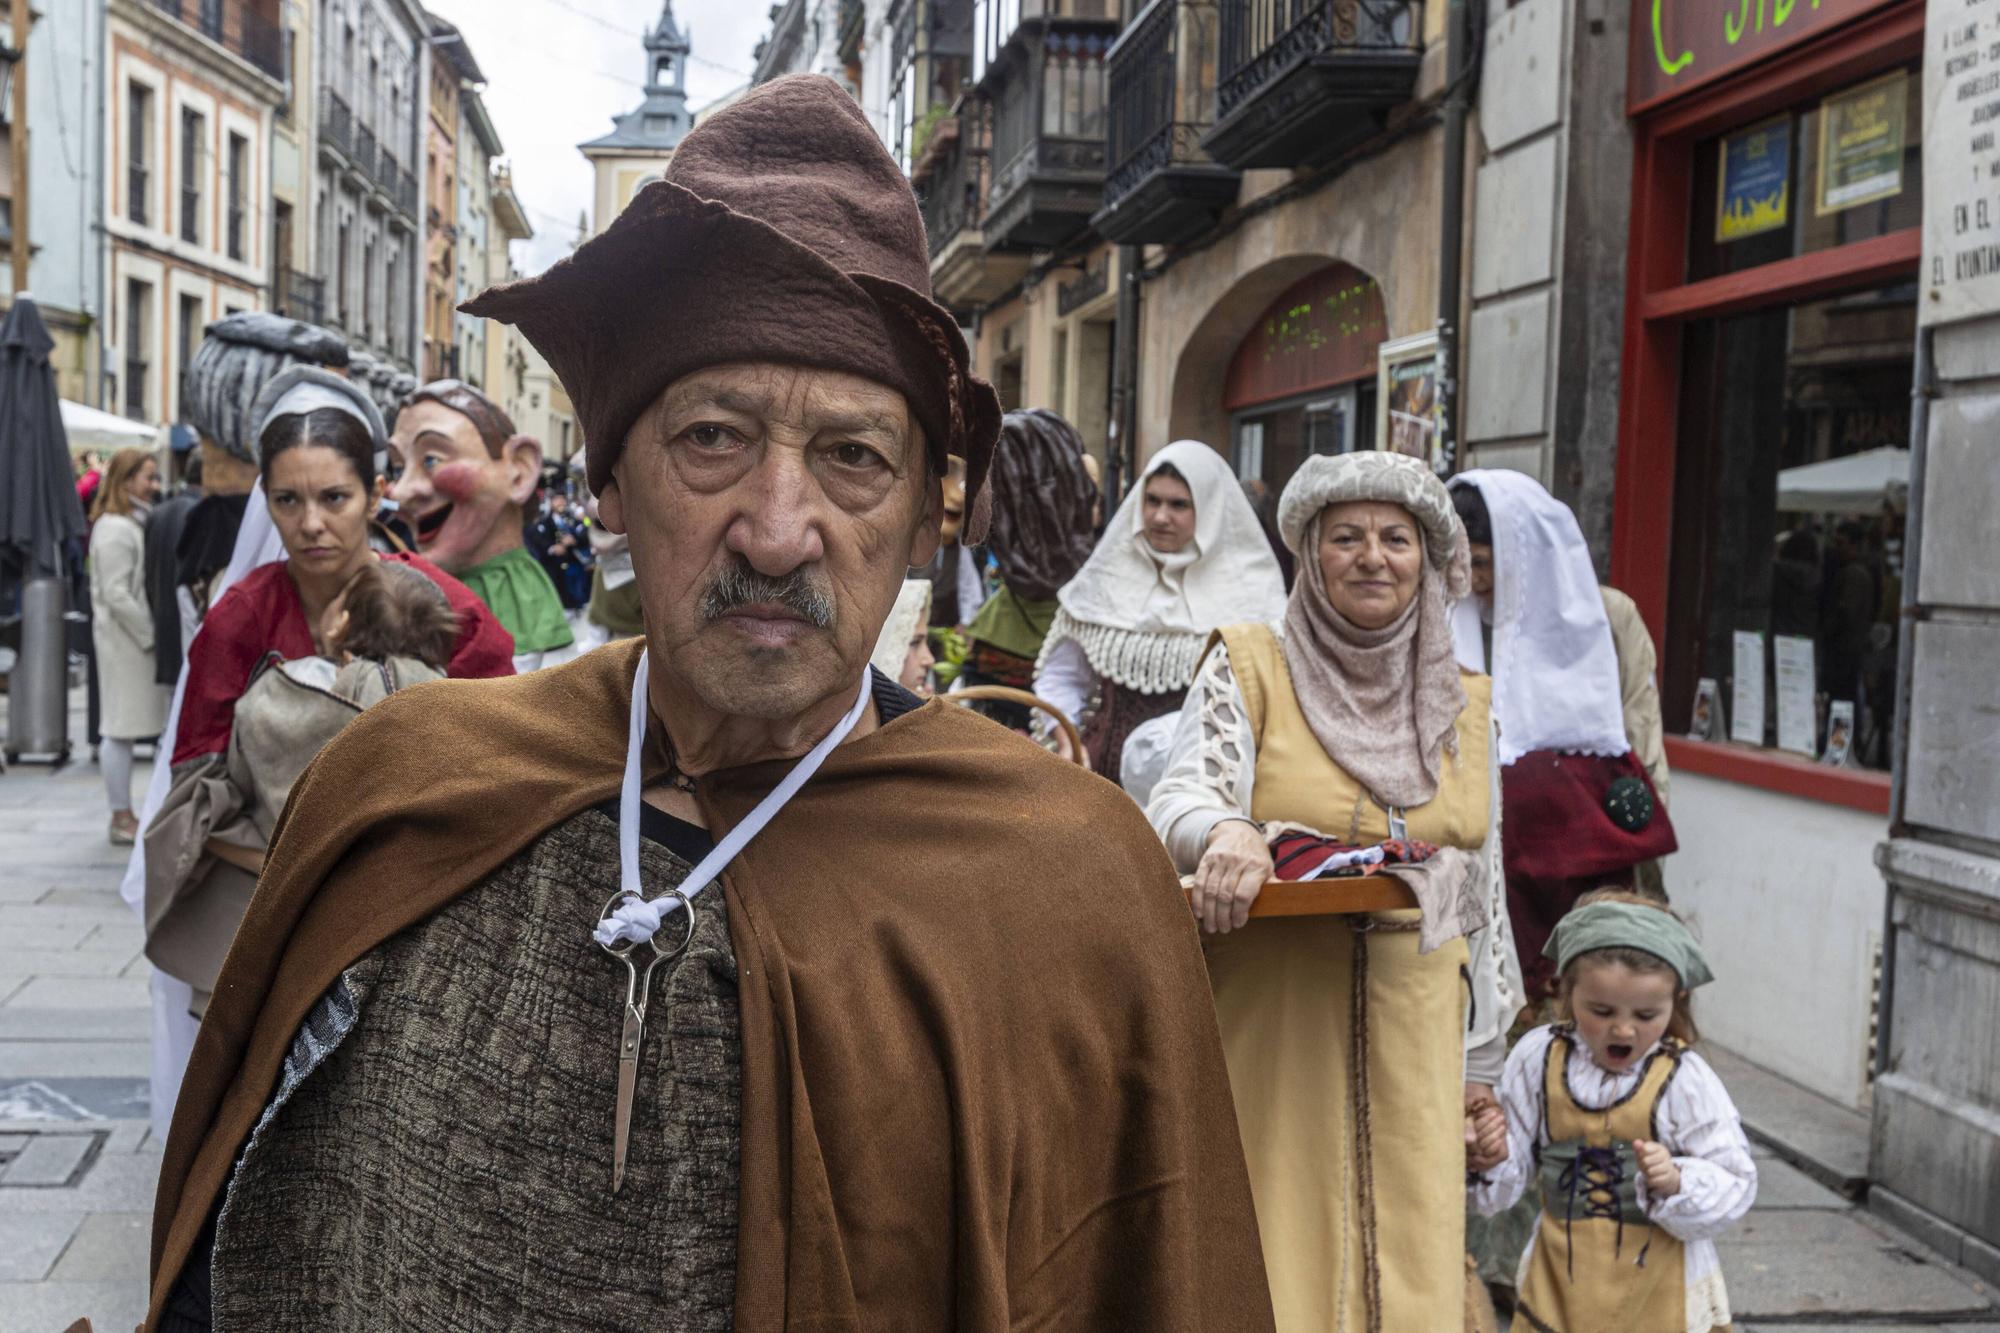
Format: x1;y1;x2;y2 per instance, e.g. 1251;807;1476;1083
1210;624;1489;1333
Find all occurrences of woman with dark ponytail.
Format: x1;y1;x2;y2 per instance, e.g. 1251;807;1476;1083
142;369;514;1018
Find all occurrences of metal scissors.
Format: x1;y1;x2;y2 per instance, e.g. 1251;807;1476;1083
597;886;697;1195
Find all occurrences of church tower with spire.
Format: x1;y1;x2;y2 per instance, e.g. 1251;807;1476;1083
579;2;696;235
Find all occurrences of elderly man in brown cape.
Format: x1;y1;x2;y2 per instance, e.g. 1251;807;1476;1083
142;75;1269;1332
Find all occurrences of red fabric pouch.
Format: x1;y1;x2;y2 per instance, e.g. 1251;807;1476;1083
1500;749;1677;881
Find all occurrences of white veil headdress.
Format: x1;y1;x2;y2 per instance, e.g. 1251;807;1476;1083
1036;440;1286;694
1447;468;1628;764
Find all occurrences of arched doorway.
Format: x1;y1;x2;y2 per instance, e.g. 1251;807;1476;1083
1221;262;1387;490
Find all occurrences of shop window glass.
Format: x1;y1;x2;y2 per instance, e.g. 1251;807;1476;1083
1666;280;1911;770
1229;381;1375;493
1687;63;1923;283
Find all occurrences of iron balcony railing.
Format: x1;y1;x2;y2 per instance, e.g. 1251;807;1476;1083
276;267;325;326
151;0;286;81
1214;0;1417;118
1104;0;1179;202
1056;255;1109;314
921;108;986;257
124;359;148;420
239;8;285;79
1097;0;1237;240
355;124;378;183
319;88;354;160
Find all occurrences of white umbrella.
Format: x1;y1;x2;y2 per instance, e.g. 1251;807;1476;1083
59;398;159;454
1776;446;1909;515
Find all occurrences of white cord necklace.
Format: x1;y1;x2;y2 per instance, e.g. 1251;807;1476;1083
592;650;873;948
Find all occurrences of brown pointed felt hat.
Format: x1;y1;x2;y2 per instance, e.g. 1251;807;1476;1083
463;74;1001;533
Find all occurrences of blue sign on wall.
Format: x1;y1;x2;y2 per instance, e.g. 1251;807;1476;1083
1717;116;1792;243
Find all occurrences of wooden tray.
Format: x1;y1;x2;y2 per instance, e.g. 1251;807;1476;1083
1184;874;1417;918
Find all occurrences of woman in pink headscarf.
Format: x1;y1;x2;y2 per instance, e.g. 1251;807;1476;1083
1148;450;1520;1333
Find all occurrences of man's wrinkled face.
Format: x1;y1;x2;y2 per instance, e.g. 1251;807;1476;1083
599;362;944;721
387;399;537;572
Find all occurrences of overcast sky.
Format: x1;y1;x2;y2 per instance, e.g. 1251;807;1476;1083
424;0;767;276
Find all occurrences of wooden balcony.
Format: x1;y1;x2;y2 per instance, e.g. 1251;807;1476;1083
1094;0;1240;245
923;105;1031;311
981;25;1115;252
1201;0;1420;170
972;0;1122;79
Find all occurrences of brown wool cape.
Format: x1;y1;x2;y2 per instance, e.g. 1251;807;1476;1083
145;637;1272;1331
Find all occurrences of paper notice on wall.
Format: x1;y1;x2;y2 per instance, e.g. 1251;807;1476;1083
1773;635;1819;755
1921;0;2000;325
1731;630;1767;745
1816;72;1908;215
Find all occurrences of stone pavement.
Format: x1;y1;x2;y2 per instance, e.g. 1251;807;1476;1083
1;693;159;1333
1731;1144;1999;1329
1;690;1997;1332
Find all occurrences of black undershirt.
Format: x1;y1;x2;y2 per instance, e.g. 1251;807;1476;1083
591;668;922;857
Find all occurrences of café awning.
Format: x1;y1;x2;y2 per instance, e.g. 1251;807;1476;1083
59;398;160;454
1776;446;1909;515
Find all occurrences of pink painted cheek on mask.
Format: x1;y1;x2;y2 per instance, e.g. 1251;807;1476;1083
432;460;483;504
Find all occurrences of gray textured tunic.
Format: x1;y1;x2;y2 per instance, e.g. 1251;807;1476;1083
209;806;739;1331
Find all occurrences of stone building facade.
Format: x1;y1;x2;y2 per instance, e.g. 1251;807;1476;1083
311;0;424;377
23;0;105;405
453;81;499;391
103;0;286;424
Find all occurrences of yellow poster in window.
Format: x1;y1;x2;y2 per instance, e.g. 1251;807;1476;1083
1816;71;1907;215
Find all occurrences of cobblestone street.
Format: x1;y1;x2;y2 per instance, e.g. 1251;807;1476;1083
1;693;1997;1331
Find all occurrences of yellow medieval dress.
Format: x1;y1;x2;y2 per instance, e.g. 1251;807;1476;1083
1514;1030;1688;1333
1472;1023;1757;1333
1206;622;1495;1332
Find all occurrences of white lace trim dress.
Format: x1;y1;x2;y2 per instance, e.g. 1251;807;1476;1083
1470;1024;1759;1333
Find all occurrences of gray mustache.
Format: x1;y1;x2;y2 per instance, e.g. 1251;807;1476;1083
699;561;837;630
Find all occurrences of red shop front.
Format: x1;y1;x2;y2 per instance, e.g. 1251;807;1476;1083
1614;0;1925;814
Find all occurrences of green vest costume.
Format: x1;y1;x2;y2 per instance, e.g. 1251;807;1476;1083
459;545;573;656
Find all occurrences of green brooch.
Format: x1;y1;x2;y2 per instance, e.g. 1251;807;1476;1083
1605;776;1654;832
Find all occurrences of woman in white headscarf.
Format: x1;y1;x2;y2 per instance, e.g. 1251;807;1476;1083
1032;440;1286;783
1147;450;1520;1333
1448;470;1676;1001
869;578;936;697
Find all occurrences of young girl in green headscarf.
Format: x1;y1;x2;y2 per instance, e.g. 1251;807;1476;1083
1470;891;1758;1332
